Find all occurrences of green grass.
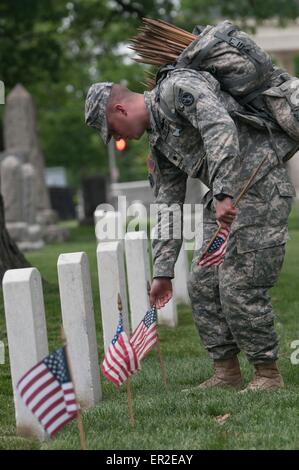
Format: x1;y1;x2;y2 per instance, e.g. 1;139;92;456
1;210;299;450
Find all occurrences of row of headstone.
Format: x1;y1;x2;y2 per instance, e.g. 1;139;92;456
94;209;191;331
3;252;103;441
94;207;192;305
2;212;192;441
4;228;183;440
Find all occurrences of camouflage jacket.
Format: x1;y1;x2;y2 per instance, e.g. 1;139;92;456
144;68;298;278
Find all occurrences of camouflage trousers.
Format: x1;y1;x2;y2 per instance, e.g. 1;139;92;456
187;170;294;364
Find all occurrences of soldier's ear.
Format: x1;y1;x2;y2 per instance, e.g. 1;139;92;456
115;103;127;116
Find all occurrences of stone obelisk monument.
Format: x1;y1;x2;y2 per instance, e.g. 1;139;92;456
3;84;56;223
1;84;69;247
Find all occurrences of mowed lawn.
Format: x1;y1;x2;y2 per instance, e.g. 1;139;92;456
1;209;299;450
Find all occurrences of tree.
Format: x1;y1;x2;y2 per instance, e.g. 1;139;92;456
0;0;68;280
179;0;299;30
0;0;173;278
2;1;299;181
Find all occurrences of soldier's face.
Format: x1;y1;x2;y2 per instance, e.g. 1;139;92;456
107;103;146;141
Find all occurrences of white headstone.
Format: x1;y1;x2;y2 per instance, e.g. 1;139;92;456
150;228;178;327
2;268;49;441
157;294;178;327
125;231;150;330
57;252;102;407
96;241;130;351
174;246;191;305
0;340;4;365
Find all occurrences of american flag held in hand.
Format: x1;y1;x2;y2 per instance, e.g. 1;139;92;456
17;347;78;438
198;226;230;267
130;307;158;362
101;313;140;387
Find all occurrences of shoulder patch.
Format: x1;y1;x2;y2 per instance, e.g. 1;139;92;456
179;91;195;107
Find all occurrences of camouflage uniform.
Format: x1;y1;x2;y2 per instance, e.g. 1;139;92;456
145;68;298;364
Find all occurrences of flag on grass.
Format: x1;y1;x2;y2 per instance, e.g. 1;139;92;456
130;307;158;362
198;226;230;267
101;313;139;387
17;347;78;437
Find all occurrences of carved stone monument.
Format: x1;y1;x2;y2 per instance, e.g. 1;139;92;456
3;85;53;219
2;84;69;246
0;156;44;250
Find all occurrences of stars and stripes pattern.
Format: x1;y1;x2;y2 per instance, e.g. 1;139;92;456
101;314;140;387
130;307;158;362
198;226;230;267
16;347;78;437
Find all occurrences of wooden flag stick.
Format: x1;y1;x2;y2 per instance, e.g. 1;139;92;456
61;326;87;450
126;377;135;427
201;154;269;258
233;154;269;207
156;332;168;388
117;293;135;427
147;281;168;387
130;17;197;68
117;292;123;312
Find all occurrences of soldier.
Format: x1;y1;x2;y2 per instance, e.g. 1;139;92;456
85;68;298;392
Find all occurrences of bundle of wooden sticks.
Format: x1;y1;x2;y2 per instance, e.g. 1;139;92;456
129;18;196;89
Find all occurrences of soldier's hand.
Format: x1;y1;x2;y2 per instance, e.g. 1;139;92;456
215;197;237;226
149;278;173;309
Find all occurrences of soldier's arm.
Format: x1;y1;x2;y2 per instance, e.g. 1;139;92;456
150;152;187;279
172;72;241;198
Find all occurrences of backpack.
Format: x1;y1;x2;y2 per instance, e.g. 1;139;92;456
157;20;299;144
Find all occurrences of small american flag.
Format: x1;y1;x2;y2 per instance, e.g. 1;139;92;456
198;226;230;267
101;314;139;387
130;307;158;362
17;347;78;437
